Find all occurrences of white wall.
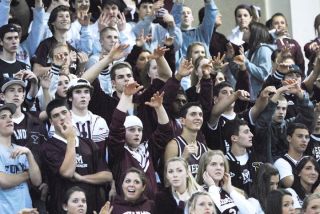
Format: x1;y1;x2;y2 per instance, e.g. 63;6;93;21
289;0;320;50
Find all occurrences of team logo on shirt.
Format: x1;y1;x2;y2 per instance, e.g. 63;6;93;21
313;146;320;161
76;154;88;168
14;129;27;140
220;194;234;206
31;134;39;144
242;169;252;184
123;212;151;214
252;162;263;172
189;164;199;175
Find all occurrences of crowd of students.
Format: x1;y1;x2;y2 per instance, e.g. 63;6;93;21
0;0;320;213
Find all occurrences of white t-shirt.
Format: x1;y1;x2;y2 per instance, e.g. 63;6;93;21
273;154;299;180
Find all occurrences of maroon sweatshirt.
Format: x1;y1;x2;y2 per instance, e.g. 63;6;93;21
111;195;155;214
107;109;173;199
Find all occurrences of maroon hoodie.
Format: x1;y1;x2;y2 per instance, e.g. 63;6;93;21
107;109;173;199
111;195;155;214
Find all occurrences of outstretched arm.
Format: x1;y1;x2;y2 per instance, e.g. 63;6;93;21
208;90;250;127
117;82;144;113
250;86;277;123
82;43;129;83
150;45;172;82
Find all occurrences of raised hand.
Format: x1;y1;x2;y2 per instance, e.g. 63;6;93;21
47;0;70;13
13;70;25;80
233;52;247;71
77;52;89;76
123;82;144;96
233;54;245;65
235;90;250;101
152;0;164;13
176;58;194;80
77;52;89;65
98;11;109;32
149;45;169;60
145;91;164;108
281;41;292;56
221;173;234;194
283;79;304;97
99;201;113;214
212;52;228;71
116;12;127;32
77;11;91;27
14;70;38;84
163;13;175;28
40;73;51;90
53;51;68;67
201;61;213;79
108;43;129;61
226;42;235;59
136;29;145;47
136;29;152;47
259;86;276;99
270;85;290;103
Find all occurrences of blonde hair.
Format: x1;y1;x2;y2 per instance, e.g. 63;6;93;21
196;150;229;185
49;42;70;59
187;191;216;214
302;192;320;211
164;157;202;195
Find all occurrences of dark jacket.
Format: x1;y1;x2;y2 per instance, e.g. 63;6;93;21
304;38;320;75
154;188;185;214
254;93;314;162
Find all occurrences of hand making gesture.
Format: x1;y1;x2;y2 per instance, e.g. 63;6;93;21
145;91;165;109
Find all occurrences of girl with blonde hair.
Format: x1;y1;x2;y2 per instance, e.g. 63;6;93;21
155;157;202;214
196;150;255;214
